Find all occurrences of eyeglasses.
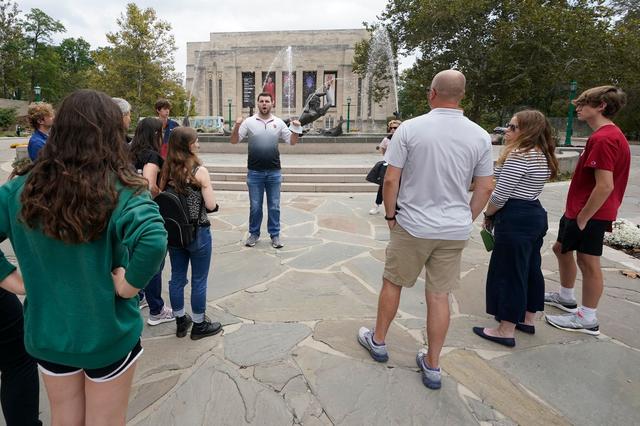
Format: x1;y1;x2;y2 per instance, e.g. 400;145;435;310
389;127;399;130
505;123;518;132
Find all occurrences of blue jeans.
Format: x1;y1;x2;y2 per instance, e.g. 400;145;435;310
247;169;282;237
168;227;212;322
144;260;166;315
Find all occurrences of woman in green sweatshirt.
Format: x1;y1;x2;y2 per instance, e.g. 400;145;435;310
0;90;167;425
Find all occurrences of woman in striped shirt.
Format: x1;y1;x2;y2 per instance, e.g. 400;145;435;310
473;110;559;347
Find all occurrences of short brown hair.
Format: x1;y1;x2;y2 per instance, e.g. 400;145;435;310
257;92;273;102
28;102;54;129
155;99;172;112
573;86;627;118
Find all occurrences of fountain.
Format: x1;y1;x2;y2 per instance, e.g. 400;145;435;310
184;49;204;124
363;26;400;131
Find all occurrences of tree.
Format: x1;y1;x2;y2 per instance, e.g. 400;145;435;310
0;0;27;99
57;37;94;94
90;4;189;121
23;8;65;100
369;0;638;134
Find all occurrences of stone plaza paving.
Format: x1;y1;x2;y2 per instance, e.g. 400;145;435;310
0;139;639;425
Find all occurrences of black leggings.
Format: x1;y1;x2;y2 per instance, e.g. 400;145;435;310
375;183;383;206
0;289;41;425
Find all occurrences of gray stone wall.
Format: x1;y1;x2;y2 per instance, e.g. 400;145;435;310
186;30;396;132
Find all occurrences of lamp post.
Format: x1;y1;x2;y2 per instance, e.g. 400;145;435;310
564;80;577;146
34;85;41;102
227;98;232;132
346;97;351;133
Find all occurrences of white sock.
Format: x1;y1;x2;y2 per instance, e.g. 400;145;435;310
559;286;575;300
579;306;597;322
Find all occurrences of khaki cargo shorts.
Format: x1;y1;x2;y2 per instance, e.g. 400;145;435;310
383;224;467;292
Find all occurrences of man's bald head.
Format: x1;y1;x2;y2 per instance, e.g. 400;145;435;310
430;70;466;104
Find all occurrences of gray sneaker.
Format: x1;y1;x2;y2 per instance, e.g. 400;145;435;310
357;327;388;362
271;236;284;249
147;305;175;326
544;291;578;313
245;234;259;247
416;348;441;390
545;312;600;336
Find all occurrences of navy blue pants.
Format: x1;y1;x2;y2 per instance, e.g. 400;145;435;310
486;199;548;324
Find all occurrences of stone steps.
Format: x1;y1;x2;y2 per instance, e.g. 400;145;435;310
207;164;377;193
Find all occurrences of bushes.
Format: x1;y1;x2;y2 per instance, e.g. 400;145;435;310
0;108;18;129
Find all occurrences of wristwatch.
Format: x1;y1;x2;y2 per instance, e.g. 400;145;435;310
384;215;396;221
483;212;494;219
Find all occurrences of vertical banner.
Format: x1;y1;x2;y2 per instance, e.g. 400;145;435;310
323;71;337;107
261;72;276;106
282;71;296;109
242;72;255;108
302;71;317;109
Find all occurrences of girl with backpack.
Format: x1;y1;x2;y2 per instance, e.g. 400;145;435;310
130;118;175;326
160;127;222;340
0;90;167;424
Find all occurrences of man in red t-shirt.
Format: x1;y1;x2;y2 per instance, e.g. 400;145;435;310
545;86;630;335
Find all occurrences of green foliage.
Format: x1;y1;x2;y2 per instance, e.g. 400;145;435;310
0;0;27;99
23;8;66;101
89;3;189;122
369;0;640;137
0;107;17;128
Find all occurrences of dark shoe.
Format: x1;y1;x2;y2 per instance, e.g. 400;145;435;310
515;323;535;334
176;313;193;338
190;316;223;340
472;327;515;347
494;316;535;334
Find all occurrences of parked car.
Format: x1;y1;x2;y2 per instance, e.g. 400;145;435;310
190;116;225;134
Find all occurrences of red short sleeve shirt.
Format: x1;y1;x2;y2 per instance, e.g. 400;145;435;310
565;124;630;221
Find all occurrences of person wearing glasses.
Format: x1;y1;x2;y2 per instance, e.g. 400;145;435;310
473;110;559;347
369;120;402;215
545;86;630;335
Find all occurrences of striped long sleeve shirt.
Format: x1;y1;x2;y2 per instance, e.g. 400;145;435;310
489;149;551;209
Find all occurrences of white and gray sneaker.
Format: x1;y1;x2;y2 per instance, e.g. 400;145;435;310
245;234;259;247
545;312;600;336
271;236;284;249
544;292;578;313
147;305;175;326
357;327;389;362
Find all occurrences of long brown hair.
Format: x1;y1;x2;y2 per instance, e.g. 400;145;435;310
497;110;559;179
160;127;201;193
20;89;147;243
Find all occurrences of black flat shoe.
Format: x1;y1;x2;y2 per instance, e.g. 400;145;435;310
472;327;515;347
515;323;535;334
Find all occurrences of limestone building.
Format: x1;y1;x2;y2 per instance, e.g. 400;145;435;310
185;29;396;132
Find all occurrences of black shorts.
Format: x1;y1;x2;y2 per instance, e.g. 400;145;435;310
557;215;611;256
36;339;143;383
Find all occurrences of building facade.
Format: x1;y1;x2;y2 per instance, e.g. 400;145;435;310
185;29;396;132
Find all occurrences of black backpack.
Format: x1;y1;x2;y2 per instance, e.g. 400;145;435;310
154;187;204;248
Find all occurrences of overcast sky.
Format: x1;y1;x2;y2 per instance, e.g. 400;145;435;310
18;0;415;81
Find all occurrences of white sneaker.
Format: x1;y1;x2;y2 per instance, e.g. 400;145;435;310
369;205;380;215
147;305;175;326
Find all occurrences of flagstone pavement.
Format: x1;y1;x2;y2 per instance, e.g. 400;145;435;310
1;139;639;425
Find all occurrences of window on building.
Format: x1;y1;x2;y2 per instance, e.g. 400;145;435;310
208;79;213;116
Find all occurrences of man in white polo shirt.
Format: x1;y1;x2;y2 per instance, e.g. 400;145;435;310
357;70;494;390
230;92;302;249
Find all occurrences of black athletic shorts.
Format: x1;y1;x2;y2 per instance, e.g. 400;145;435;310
557;215;611;256
36;339;143;383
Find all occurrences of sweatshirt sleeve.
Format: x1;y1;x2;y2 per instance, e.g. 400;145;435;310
115;191;168;289
0;185;17;281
